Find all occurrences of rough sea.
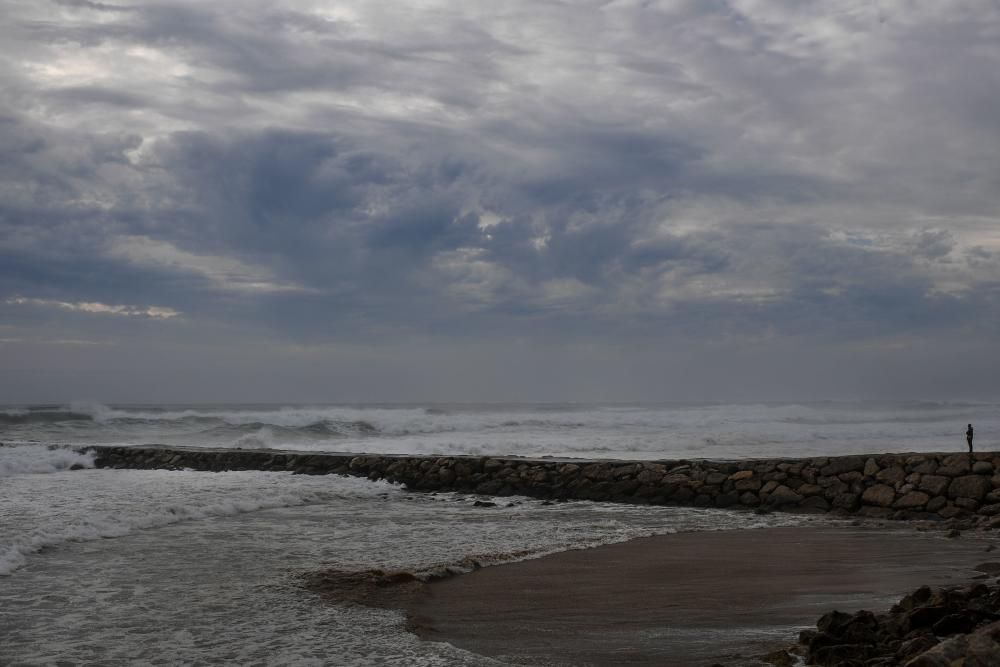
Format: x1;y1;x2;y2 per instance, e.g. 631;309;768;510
2;401;995;664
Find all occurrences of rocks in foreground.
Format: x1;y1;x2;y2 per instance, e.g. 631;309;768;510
779;581;1000;666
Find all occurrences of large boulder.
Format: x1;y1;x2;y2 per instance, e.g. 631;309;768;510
938;454;972;477
973;461;994;475
904;635;969;666
919;475;950;496
832;492;861;511
766;485;804;506
926;496;947;512
904;620;1000;666
800;496;830;512
734;476;763;491
662;473;691;485
705;471;728;485
949;475;991;501
714;491;740;507
635;468;663;484
911;458;938;474
821;456;866;477
894;491;931;509
876;466;907;485
862;484;897;507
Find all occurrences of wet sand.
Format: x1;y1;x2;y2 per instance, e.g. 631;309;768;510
402;526;999;666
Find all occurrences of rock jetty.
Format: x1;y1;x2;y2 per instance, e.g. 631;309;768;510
780;581;1000;666
85;446;1000;525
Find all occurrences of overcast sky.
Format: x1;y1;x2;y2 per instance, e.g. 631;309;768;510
1;0;999;403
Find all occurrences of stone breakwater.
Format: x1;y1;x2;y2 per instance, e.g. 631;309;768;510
788;581;1000;666
85;446;1000;524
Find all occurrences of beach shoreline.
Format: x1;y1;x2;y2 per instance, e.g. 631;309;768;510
306;524;998;666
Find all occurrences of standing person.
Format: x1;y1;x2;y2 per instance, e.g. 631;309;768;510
967;424;974;454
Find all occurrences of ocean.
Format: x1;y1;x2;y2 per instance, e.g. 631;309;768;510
2;401;995;664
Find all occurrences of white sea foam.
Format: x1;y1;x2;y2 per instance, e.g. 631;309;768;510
0;444;95;478
0;469;394;576
4;400;996;459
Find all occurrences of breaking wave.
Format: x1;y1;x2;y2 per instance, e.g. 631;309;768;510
0;444;95;477
0;471;392;576
1;404;379;437
3;400;1000;459
0;410;96;425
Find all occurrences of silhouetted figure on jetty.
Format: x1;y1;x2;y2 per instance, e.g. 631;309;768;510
967;424;974;457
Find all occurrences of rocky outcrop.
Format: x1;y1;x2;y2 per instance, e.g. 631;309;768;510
784;582;1000;666
84;446;1000;524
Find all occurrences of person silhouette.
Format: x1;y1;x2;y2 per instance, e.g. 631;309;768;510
967;424;974;454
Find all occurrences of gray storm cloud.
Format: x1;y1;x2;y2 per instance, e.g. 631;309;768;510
1;0;999;402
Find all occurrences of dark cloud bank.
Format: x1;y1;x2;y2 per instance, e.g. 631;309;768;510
1;0;999;402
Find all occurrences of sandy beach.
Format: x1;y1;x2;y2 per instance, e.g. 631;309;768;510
395;525;998;666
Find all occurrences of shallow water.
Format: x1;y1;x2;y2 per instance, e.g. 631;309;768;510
1;462;810;665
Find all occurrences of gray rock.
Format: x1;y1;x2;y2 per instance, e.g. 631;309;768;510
760;480;780;495
734;477;763;492
911;459;939;474
839;471;864;483
820;456;866;476
949;475;991;500
955;497;980;510
926;496;948;512
832;492;861;511
705;471;728;486
613;463;640;479
818;476;846;489
475;480;503;495
897;635;939;662
715;491;740;508
864;457;880;477
938;455;972;477
939;505;966;519
919;475;950;496
966;631;1000;666
635;469;663;484
894;491;931;509
767;485;804;506
862;484;897;507
877;466;907;484
662;473;691;485
973;461;994;475
483;458;505;473
904;635;968;666
693;493;714;507
800;496;830;511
